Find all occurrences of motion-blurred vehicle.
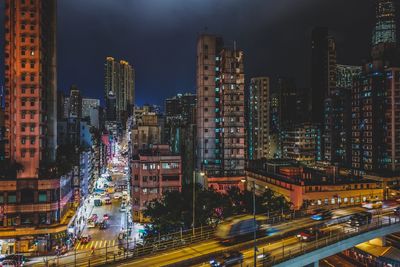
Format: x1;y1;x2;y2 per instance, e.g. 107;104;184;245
209;251;243;266
394;207;400;216
296;227;327;242
348;212;372;227
2;255;25;267
1;260;18;267
311;209;332;221
362;200;382;209
214;215;269;244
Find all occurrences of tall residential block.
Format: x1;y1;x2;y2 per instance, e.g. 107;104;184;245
311;27;337;124
104;57;135;125
196;34;245;189
2;0;74;252
248;77;270;160
372;0;396;47
4;0;57;178
351;0;399;175
336;64;362;89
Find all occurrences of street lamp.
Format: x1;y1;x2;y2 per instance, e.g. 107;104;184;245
192;170;205;236
241;178;257;267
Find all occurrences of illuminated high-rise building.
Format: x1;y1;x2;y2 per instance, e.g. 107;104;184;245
196;34;245;191
1;0;74;252
372;0;396;47
104;57;135;125
4;0;57;178
248;77;269;160
336;64;362;89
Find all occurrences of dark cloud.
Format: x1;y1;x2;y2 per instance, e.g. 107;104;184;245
1;0;379;106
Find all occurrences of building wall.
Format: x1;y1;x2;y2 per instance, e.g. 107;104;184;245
248;77;270;160
131;149;182;222
4;0;57;178
246;170;383;209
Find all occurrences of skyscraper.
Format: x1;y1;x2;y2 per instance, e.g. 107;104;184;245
248;77;270;160
1;0;74;252
68;85;82;119
336;64;362;89
372;0;396;47
104;57;135;125
196;34;245;189
311;27;337;124
351;0;400;175
4;0;57;178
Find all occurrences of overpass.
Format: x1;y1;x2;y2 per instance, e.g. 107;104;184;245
271;216;400;267
27;207;399;266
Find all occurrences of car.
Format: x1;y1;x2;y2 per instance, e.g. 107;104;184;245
94;199;102;206
103;214;110;220
362;200;383;209
3;255;26;267
114;192;122;199
80;235;91;244
1;260;18;267
99;220;108;230
209;251;244;266
296;228;326;242
311;209;332;221
394;207;400;215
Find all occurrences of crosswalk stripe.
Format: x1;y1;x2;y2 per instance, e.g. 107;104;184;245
74;239;117;250
99;240;103;247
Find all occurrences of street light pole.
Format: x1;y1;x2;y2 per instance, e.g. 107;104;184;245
252;180;257;267
192;170;196;236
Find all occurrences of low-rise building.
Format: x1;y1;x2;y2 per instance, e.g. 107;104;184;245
246;159;383;210
131;145;182;222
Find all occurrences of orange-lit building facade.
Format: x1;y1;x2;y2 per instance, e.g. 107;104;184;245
131;145;182;222
246;160;383;210
1;0;73;253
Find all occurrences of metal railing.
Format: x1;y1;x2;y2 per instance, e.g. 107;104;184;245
263;214;400;266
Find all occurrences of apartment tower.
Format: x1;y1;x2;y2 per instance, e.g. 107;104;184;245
196;34;245;191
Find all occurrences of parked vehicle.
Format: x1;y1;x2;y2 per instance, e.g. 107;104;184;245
1;260;18;267
2;254;25;267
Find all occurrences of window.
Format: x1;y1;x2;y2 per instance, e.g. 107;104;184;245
30;86;35;94
21;137;26;144
21;125;26;132
29;149;35;157
204;66;209;70
30;124;35;132
30;137;35;145
134;175;138;181
30;61;35;68
30;98;35;106
21;111;26;119
38;191;47;202
0;195;4;203
162;175;179;181
30;111;35;119
30;74;34;82
143;176;148;182
7;194;16;204
161;163;179;169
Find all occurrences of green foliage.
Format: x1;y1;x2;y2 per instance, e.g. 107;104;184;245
143;183;291;233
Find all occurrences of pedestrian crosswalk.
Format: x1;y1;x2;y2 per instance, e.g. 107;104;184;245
75;239;116;250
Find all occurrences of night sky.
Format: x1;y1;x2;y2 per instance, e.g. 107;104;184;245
0;1;381;107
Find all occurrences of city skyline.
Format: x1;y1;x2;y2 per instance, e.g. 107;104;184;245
0;0;384;106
